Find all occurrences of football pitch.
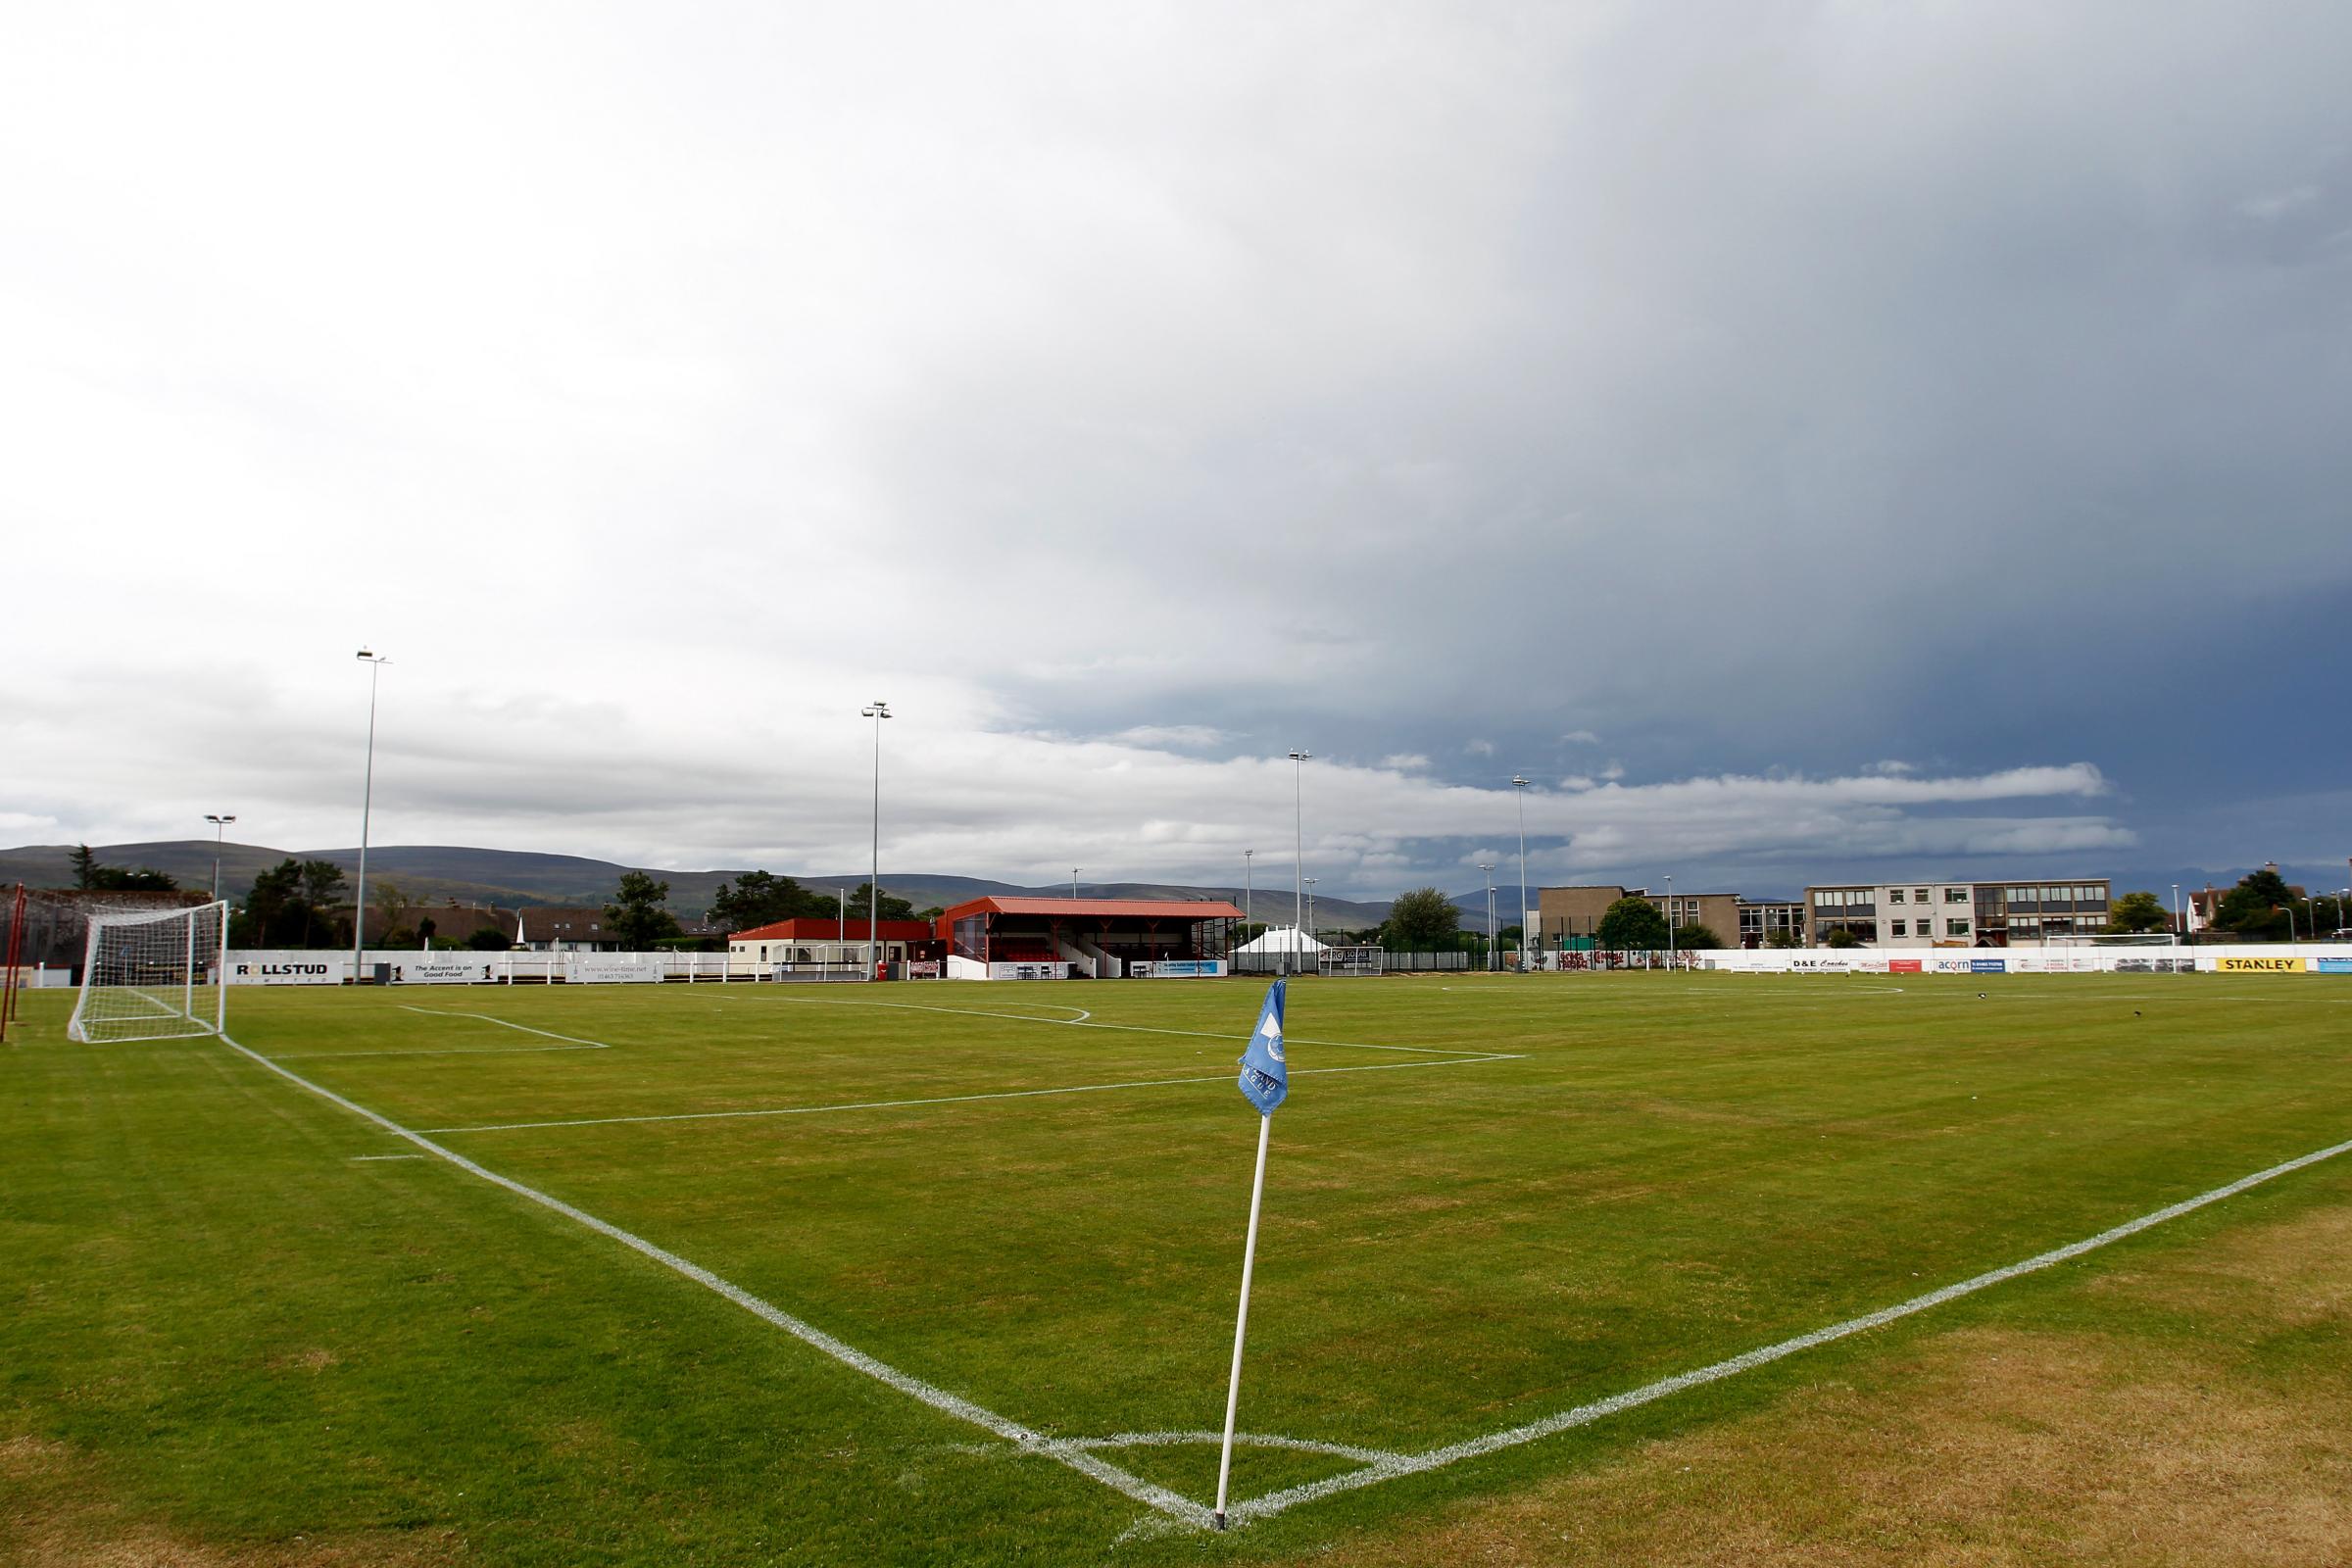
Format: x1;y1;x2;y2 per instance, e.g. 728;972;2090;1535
6;973;2351;1564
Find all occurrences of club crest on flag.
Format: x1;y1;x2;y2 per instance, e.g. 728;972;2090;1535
1236;979;1288;1115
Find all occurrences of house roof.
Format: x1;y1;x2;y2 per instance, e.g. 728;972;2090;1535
516;906;612;940
938;896;1248;923
730;918;934;942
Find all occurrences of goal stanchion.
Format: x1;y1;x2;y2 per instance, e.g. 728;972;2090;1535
66;901;230;1044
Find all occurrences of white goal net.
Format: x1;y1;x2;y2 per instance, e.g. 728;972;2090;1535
1318;945;1386;976
67;902;228;1043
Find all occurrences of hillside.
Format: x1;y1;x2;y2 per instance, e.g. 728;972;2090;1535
0;841;1396;926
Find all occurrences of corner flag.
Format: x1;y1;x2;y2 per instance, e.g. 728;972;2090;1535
1214;978;1290;1529
1236;978;1288;1115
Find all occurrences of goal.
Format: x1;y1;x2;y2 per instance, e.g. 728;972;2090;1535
1318;945;1386;977
66;901;229;1043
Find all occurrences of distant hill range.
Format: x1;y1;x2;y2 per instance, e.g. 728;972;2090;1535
0;841;1402;927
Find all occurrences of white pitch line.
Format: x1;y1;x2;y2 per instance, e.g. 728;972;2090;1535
213;1031;1212;1531
765;995;1095;1026
273;1007;614;1059
760;991;1499;1056
351;1153;425;1161
1059;1429;1403;1466
400;1006;615;1048
419;1054;1525;1135
1223;1129;2352;1526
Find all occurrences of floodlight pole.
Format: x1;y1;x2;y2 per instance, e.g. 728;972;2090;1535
1244;849;1253;931
1072;866;1081;900
204;813;236;904
1666;873;1675;970
1511;776;1531;970
1480;862;1495;972
1288;750;1310;976
862;702;891;978
353;651;388;985
1304;877;1317;945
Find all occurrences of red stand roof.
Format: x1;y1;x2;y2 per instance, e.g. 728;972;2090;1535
937;896;1247;923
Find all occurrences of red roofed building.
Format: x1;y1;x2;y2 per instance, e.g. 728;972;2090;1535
936;896;1246;979
727;918;940;972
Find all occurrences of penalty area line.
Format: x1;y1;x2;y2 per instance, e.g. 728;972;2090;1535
419;1053;1525;1135
211;1031;1212;1531
270;1007;615;1059
758;991;1499;1056
1224;1129;2352;1526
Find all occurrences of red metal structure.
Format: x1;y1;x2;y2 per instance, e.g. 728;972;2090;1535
1;883;24;1040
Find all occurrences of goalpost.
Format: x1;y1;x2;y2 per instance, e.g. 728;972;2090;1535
66;902;229;1043
1318;945;1386;977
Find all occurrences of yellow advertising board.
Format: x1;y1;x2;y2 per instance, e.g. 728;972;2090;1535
2214;956;2307;974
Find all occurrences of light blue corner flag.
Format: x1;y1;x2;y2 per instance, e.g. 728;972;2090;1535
1236;979;1288;1115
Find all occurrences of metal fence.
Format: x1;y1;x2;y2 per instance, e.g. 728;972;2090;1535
1231;949;1469;975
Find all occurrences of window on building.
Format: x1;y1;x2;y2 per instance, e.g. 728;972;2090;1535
1914;888;1929;903
1945;887;1968;903
1890;919;1908;937
1947;919;1969;936
1888;889;1906;904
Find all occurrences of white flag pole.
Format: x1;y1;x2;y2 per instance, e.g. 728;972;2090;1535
1213;1108;1275;1530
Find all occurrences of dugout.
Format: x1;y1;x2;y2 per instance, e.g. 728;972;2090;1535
937;896;1246;979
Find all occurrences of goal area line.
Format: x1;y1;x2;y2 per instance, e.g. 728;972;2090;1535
210;1030;2352;1536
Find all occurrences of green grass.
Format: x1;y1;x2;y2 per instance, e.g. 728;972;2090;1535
4;972;2350;1564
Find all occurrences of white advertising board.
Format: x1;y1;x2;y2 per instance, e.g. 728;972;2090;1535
387;957;503;985
228;953;348;985
988;961;1070;980
574;955;663;984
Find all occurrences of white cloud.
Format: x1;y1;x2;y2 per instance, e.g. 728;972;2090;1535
1111;724;1233;750
0;2;2335;888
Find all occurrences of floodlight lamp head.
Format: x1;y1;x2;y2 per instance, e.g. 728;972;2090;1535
1289;749;1310;761
862;701;891;718
1512;774;1530;788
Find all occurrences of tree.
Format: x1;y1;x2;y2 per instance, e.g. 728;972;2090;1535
1765;928;1803;950
1673;923;1724;950
371;880;415;946
1596;897;1670;952
299;860;348;948
69;844;176;891
466;927;516;952
2106;891;2170;935
606;872;682;949
234;858;300;946
1381;888;1461;950
710;870;830;932
2213;868;2295;941
1825;927;1865;949
416;916;438;951
229;858;344;948
843;882;915;923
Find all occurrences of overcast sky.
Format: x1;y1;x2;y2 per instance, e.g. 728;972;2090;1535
6;2;2348;901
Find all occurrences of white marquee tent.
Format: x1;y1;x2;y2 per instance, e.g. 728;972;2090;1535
1233;926;1329;956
